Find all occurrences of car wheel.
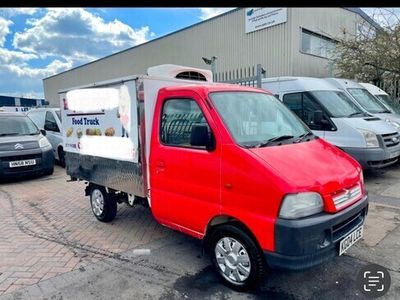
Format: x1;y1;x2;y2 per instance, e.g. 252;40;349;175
58;147;66;168
44;165;54;175
90;186;117;222
208;224;266;291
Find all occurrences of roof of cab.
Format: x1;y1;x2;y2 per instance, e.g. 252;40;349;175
359;83;388;95
325;78;365;89
159;83;270;95
261;76;341;92
0;111;26;117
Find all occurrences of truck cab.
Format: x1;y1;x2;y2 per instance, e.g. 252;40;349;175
60;65;369;291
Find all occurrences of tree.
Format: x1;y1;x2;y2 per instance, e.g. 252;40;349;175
333;8;400;98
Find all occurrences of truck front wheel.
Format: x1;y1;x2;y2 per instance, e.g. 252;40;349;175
90;186;117;222
208;224;266;291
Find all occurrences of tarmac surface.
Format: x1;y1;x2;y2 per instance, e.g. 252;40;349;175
0;163;399;299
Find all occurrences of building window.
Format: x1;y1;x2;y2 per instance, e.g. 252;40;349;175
301;28;337;59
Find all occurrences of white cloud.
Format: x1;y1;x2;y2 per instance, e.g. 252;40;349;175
0;8;39;17
0;58;72;78
0;48;37;64
13;8;153;63
199;8;235;20
0;17;12;47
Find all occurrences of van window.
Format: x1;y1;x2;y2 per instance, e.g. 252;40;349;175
310;91;363;117
283;92;324;130
347;88;390;113
27;111;43;127
45;111;60;132
160;99;210;149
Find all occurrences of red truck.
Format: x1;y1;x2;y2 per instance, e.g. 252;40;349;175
60;64;368;290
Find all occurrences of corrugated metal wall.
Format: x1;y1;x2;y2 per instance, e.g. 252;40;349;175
43;8;362;106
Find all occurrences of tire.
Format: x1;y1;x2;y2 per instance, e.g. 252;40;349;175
90;186;117;222
208;224;266;291
44;165;54;175
58;147;66;168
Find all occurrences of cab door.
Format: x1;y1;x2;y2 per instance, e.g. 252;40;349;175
149;90;221;236
282;92;326;138
44;111;62;157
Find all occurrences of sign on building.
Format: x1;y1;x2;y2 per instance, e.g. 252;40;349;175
245;8;287;34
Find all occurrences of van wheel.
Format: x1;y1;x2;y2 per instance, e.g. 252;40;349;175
208;224;266;291
90;186;117;222
58;148;66;168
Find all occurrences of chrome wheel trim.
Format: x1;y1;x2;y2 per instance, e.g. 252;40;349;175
91;189;104;216
215;237;251;284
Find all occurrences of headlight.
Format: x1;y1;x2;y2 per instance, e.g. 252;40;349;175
39;137;51;148
279;192;324;219
385;118;400;130
357;129;379;148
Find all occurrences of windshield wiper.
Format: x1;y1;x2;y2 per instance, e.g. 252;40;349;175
28;132;40;135
294;132;313;143
0;133;20;137
255;135;294;148
347;112;364;117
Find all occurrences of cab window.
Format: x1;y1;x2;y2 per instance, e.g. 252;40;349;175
160;99;210;149
44;111;60;132
283;92;325;130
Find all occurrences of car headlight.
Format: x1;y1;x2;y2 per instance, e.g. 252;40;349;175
39;137;51;148
279;192;324;219
357;129;379;148
385;118;400;130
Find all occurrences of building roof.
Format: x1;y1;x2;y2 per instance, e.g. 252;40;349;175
43;7;381;81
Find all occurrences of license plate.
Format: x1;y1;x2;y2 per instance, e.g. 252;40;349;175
9;159;36;168
389;150;400;159
339;225;363;255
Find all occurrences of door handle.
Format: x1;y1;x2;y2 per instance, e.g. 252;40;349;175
155;160;166;174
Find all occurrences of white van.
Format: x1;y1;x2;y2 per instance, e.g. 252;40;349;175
359;83;400;115
262;77;400;169
325;78;400;133
27;108;65;167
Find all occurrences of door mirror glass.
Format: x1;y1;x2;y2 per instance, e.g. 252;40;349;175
190;124;215;150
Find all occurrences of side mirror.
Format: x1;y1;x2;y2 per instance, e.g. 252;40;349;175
190;124;215;151
40;129;46;136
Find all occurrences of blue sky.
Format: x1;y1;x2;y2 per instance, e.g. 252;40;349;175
0;7;397;100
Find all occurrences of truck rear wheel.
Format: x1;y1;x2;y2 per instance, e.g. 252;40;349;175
90;186;117;222
208;224;266;291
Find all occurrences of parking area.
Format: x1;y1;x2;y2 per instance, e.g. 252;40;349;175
0;164;399;299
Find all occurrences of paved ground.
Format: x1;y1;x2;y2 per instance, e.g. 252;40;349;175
0;163;399;299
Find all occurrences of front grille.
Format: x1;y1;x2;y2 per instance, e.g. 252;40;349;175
332;182;362;210
1;153;42;162
381;132;400;148
332;210;364;242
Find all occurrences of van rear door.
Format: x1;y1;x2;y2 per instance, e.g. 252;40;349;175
149;89;221;236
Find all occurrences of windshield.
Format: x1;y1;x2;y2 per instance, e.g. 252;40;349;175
56;110;61;121
310;90;363;117
210;92;310;147
0;116;39;136
377;95;400;114
348;88;390;113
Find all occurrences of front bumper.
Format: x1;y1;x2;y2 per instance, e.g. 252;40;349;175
342;146;400;169
264;194;368;270
0;147;54;178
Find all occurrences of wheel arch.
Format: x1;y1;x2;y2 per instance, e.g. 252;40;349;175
203;215;262;251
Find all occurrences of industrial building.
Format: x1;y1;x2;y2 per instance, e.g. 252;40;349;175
43;7;379;107
0;95;46;107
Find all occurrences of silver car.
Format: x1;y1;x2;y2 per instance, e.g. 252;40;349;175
0;112;54;178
